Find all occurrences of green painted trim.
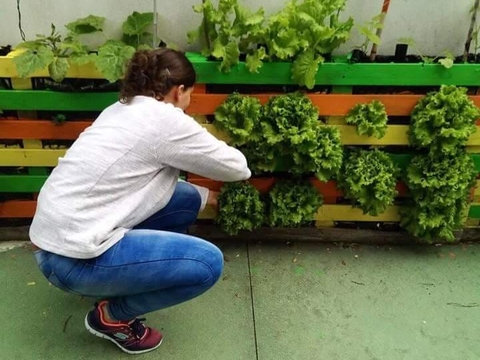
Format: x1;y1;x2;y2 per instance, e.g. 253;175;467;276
468;205;480;219
0;175;187;192
0;90;118;111
0;176;47;192
3;156;480;193
186;53;480;86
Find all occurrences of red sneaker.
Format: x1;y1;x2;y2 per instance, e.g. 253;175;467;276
84;301;163;354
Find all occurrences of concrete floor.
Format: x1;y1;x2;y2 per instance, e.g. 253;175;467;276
1;241;479;360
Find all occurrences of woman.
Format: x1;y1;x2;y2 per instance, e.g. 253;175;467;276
30;48;251;355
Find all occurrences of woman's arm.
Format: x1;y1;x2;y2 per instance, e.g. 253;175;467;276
155;110;251;182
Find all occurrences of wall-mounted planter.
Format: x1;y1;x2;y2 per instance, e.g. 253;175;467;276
3;51;480;87
2;50;480;236
186;52;480;86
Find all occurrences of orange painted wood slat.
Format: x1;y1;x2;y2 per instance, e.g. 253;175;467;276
0;200;36;218
186;94;480;117
187;177;276;194
187;174;410;198
192;84;207;94
0;120;92;139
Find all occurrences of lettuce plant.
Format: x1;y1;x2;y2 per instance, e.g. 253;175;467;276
216;182;265;235
214;93;262;146
401;149;476;242
410;85;480;154
338;149;399;216
269;180;323;227
345;100;388;139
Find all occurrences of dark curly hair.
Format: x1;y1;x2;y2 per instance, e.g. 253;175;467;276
120;48;196;103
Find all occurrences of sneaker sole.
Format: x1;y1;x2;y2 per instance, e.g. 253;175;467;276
84;314;163;355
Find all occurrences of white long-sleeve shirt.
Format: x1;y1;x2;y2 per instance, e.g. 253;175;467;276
29;96;251;259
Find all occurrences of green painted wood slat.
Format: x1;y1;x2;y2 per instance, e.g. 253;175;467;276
186;53;480;86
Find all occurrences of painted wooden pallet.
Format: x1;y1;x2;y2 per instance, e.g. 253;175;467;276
3;51;480;86
2;52;480;228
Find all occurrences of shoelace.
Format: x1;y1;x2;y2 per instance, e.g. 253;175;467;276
129;318;147;340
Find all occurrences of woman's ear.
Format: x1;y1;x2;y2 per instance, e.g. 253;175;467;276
176;85;185;100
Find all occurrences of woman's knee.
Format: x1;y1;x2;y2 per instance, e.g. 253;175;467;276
176;182;202;215
197;242;224;287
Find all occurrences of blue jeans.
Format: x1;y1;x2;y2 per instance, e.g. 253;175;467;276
34;182;223;321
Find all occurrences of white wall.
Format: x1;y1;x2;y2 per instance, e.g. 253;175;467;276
0;0;474;56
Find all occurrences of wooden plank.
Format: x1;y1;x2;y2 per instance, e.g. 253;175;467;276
3;90;480;117
2;147;480;171
315;205;401;222
188;94;474;116
338;125;408;145
0;176;47;192
3;225;474;243
198;204;480;222
4;120;480;147
22;140;48;176
2;198;480;224
0;120;91;139
197;204;401;221
0;51;103;79
0;90;117;111
186;53;480;86
0;200;37;218
4;51;480;86
468;203;480;218
200;123;480;146
0;149;65;166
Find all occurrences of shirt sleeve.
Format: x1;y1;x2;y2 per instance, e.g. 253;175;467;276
155;108;252;182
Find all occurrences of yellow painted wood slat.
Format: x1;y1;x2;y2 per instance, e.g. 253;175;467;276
337;125;408;145
0;50;103;79
474;180;480;202
315;205;401;222
0;149;65;166
4;126;480;167
200;124;480;146
199;205;402;222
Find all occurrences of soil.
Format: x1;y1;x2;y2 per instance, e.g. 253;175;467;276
0;45;11;56
350;48;480;65
32;78;120;92
207;84;330;94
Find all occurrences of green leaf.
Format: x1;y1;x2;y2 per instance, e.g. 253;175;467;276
15;41;45;50
216;182;265;235
214;93;262;146
439;58;454;69
70;52;96;65
249;92;343;179
212;41;240;72
359;27;381;45
65;15;105;35
410;85;480;154
338;149;399;216
269;180;323;227
345;100;388;139
398;37;415;47
245;47;266;73
48;57;69;82
122;12;154;36
13;47;55;78
95;43;136;82
291;50;324;89
401;149;476;242
137;44;153;51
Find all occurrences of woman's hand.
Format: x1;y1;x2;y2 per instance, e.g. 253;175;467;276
207;191;219;210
